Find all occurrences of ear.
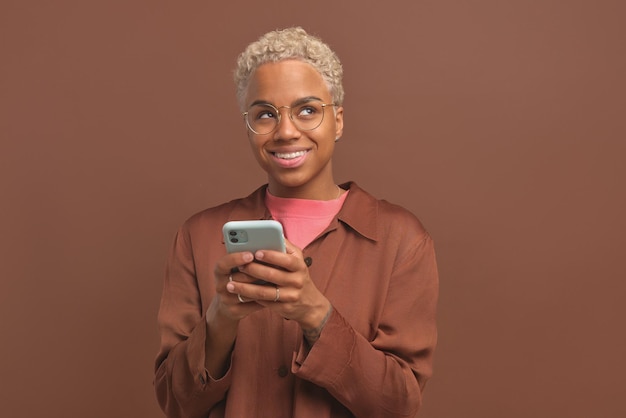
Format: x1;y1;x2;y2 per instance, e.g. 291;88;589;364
334;106;344;140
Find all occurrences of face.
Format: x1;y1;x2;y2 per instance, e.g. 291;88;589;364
243;60;344;199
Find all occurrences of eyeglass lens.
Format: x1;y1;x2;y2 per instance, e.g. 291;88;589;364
245;101;328;134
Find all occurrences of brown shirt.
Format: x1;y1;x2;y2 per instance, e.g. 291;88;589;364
155;182;439;418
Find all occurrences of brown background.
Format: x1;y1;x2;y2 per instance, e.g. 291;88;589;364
1;1;625;417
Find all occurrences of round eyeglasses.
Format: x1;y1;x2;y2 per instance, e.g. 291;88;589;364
243;100;336;135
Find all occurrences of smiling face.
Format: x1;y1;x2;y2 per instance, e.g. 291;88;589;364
243;60;344;200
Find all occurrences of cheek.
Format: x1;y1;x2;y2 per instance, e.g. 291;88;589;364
322;125;339;144
247;137;270;163
247;133;263;149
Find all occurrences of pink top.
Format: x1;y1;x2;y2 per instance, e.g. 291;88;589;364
265;188;349;249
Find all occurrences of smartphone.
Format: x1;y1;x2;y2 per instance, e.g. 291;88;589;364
223;220;286;254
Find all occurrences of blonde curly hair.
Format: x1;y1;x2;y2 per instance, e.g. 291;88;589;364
234;27;344;110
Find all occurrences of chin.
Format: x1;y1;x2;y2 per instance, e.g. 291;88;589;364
269;175;312;190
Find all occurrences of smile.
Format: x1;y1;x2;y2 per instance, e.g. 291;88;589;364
273;150;308;160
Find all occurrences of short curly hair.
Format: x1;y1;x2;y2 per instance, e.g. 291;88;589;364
234;27;344;110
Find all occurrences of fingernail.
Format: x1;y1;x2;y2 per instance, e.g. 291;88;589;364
243;253;253;262
226;282;235;292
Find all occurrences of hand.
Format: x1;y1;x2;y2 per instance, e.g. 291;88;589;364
209;251;265;324
226;240;332;337
204;250;268;378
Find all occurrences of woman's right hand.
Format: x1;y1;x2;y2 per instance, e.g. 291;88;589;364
203;251;266;378
210;251;266;323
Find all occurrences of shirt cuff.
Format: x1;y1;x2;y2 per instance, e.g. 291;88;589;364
186;315;233;392
291;307;356;386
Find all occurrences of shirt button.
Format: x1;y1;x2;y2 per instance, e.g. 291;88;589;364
304;257;313;267
277;365;289;377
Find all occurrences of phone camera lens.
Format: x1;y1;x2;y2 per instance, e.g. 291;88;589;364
230;238;239;243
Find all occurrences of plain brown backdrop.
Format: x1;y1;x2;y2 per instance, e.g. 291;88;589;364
1;1;625;417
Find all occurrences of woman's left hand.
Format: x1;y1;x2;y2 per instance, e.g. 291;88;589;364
225;239;332;337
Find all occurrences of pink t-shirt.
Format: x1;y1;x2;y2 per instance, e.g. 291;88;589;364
265;189;349;249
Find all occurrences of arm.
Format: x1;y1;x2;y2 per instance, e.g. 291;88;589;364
155;222;268;418
154;227;231;418
293;234;439;417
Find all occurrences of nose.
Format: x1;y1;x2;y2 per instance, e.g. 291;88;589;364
273;107;301;141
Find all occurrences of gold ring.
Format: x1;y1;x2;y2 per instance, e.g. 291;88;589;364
237;294;246;303
273;287;280;302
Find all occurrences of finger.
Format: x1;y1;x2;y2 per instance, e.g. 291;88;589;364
229;270;260;285
284;238;302;254
238;259;289;287
227;280;285;303
214;251;254;276
253;249;303;274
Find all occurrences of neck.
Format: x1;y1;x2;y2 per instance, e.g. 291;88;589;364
268;183;341;201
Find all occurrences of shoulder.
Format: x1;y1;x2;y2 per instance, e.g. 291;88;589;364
375;200;432;262
341;182;429;243
378;199;427;236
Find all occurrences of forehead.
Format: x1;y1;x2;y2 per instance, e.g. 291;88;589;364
245;60;331;107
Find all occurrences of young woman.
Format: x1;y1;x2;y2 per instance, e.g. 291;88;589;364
155;27;438;418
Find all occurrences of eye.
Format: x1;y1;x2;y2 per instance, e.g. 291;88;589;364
296;105;318;118
252;106;277;120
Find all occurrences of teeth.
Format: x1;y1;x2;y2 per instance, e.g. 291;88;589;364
274;150;307;159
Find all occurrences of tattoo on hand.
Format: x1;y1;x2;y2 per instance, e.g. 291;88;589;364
303;305;333;344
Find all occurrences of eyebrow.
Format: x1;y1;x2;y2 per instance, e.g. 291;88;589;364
248;96;324;108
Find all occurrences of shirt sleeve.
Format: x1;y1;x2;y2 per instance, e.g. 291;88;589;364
292;233;439;417
154;225;232;418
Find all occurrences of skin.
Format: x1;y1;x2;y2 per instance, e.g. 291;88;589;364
204;60;344;378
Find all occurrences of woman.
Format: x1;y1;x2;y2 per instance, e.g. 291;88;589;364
155;27;438;418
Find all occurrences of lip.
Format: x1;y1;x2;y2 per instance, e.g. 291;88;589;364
268;149;310;168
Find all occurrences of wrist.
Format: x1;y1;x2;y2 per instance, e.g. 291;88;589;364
302;303;333;345
205;299;239;341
